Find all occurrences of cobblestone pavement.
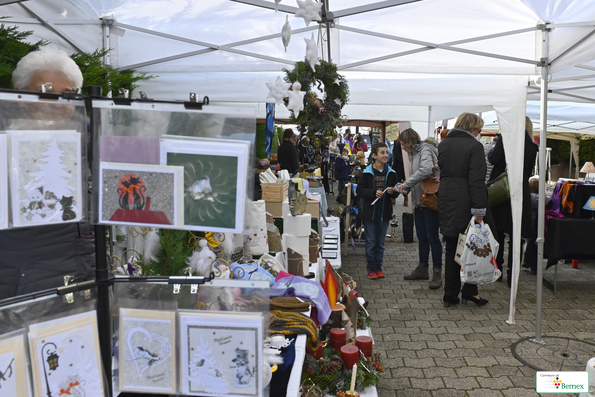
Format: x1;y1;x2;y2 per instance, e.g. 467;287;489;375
329;193;595;397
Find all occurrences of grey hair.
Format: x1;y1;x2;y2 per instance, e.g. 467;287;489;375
12;45;83;90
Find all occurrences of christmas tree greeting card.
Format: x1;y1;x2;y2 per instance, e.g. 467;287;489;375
0;332;31;397
28;311;103;397
99;162;183;228
8;130;83;227
118;308;176;394
0;134;8;230
160;136;250;233
179;311;264;397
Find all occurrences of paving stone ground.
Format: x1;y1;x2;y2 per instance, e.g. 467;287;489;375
327;191;594;397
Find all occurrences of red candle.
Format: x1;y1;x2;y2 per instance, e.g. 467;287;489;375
356;335;373;358
307;343;323;359
340;344;360;368
329;328;347;350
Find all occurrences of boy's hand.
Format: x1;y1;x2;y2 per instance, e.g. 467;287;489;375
387;187;394;194
376;189;384;198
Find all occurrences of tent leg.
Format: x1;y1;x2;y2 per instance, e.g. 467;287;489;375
534;26;550;345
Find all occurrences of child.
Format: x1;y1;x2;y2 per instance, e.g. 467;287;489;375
334;146;351;203
356;142;399;279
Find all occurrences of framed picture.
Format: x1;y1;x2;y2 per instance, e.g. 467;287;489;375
28;311;104;397
0;332;31;396
0;134;8;230
99;162;184;228
160;136;250;233
8;130;83;227
118;308;176;393
179;311;264;397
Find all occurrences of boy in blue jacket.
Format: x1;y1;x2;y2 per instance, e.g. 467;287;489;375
356;142;398;279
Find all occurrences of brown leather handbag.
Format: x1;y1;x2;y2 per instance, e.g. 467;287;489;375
420;153;439;211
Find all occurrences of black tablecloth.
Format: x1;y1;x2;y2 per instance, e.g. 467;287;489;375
545;217;595;268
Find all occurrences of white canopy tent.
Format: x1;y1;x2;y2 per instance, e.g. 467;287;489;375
3;0;595;328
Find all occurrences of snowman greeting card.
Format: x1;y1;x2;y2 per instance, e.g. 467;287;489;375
118;308;176;393
8;130;83;227
28;311;103;397
179;311;264;397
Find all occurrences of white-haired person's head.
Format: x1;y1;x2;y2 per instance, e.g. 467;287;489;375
12;45;83;92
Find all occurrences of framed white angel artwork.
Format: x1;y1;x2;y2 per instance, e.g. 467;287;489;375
118;308;176;393
28;311;104;397
8;130;83;227
0;332;31;396
179;311;264;397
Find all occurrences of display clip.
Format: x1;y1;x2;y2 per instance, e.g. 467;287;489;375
63;275;75;304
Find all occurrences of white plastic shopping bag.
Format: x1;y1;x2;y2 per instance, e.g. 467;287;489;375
459;220;501;284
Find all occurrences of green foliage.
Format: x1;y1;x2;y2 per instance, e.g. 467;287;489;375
547;137;595;166
271;125;283;153
70;48;155;96
143;230;195;276
0;20;45;88
283;59;349;137
256;123;267;159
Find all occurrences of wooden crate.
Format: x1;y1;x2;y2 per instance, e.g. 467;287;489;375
261;182;288;202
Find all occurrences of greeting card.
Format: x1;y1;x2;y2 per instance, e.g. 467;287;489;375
99;162;183;228
179;311;264;397
160;137;250;233
28;311;103;397
0;332;31;396
0;134;8;230
118;308;176;393
8;130;83;227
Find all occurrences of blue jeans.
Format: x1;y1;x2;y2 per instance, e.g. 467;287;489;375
364;218;390;272
414;207;443;268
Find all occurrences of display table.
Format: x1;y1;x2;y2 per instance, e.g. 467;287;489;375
545;217;595;269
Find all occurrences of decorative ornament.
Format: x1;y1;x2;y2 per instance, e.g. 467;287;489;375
187;239;216;276
282;59;349;139
266;76;291;104
304;32;319;71
287;81;306;117
295;0;322;26
282;15;292;52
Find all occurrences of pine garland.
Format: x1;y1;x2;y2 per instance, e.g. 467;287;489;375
282;58;349;138
143;229;195;276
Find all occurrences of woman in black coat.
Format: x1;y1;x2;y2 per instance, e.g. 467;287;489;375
438;113;490;308
488;116;539;286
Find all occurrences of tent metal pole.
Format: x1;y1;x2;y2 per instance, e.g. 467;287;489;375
534;25;550;345
569;146;573;178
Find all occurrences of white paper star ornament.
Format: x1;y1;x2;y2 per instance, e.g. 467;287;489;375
304;33;319;71
295;0;322;27
266;76;291;104
287;81;306;117
282;15;292;52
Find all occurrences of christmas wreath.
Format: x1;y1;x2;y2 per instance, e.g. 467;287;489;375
283;58;349;138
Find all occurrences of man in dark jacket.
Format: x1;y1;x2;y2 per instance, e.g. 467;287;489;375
0;46;95;299
277;128;300;175
356;142;398;280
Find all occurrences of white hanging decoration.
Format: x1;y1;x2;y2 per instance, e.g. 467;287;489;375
334;78;341;85
275;0;282;11
286;81;306;117
281;15;292;52
304;32;319;71
334;98;342;106
219;233;235;256
187;239;216;276
294;0;322;26
265;76;291;104
143;228;161;262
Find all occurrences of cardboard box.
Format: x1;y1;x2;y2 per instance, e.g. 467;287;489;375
261;182;288;202
265;200;320;218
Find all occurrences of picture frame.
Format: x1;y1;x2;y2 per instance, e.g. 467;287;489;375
99;162;184;228
8;130;83;228
160;136;250;233
28;311;104;397
0;331;31;396
0;134;8;230
118;308;177;394
179;311;264;397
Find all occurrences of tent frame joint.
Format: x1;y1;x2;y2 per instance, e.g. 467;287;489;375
537;24;551;32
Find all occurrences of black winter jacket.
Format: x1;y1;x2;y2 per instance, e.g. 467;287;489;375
277;140;300;175
438;128;488;237
356;163;399;221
